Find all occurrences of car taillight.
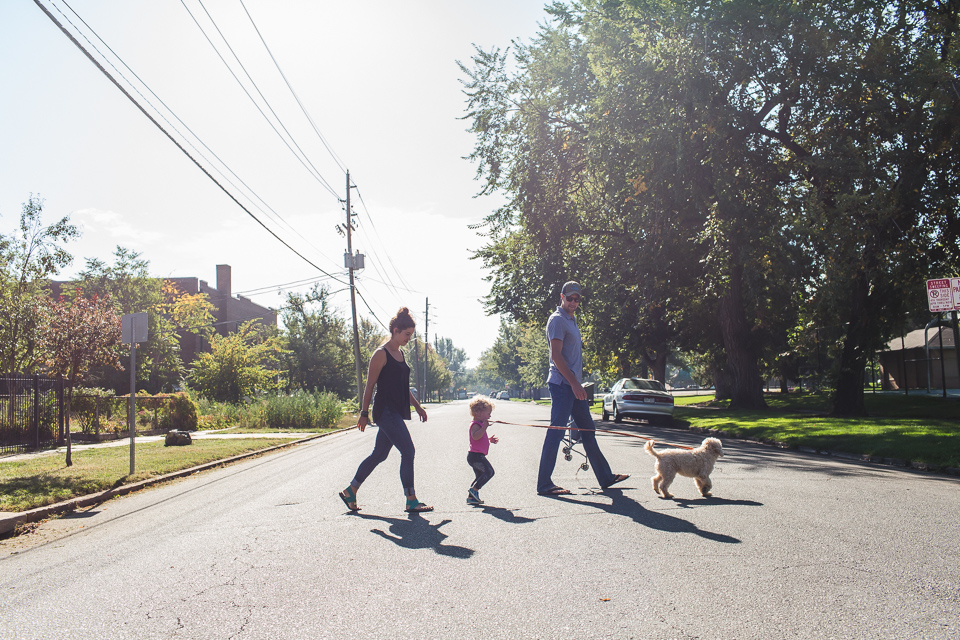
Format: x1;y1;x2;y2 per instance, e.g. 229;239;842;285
623;394;644;401
656;397;674;404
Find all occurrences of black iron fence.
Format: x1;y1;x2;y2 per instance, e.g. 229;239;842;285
0;374;64;455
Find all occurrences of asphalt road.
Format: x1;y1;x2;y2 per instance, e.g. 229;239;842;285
1;400;958;639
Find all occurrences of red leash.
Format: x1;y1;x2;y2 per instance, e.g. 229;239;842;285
491;420;694;450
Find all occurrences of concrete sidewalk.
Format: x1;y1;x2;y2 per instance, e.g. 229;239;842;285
0;428;325;463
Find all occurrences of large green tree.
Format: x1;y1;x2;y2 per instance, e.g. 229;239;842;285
0;195;78;375
281;284;355;398
475;319;524;393
434;336;468;393
463;0;958;414
188;320;287;403
75;247;188;392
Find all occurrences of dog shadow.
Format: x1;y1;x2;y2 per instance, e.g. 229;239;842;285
672;496;763;508
475;505;538;524
558;489;742;544
357;512;475;559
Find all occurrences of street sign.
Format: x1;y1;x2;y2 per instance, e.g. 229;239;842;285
122;312;149;344
927;279;954;313
952;278;960;310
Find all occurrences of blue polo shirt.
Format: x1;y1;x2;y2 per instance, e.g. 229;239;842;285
546;306;583;386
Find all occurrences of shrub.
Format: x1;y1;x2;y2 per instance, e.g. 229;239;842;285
188;391;240;430
255;390;344;430
161;392;199;431
70;388;121;434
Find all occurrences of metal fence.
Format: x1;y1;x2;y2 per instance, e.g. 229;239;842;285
0;374;64;455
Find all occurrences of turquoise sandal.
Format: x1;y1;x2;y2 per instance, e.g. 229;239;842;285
404;498;434;513
339;487;360;511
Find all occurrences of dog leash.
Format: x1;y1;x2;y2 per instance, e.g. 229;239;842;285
491;420;694;450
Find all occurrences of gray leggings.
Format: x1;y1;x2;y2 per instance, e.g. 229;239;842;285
467;452;495;491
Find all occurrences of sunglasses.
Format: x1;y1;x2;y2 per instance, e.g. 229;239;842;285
564;295;581;303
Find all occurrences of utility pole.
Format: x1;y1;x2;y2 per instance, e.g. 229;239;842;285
423;298;429;403
345;170;364;403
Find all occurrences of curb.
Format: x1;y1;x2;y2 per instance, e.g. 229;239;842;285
0;427;356;537
679;424;960;478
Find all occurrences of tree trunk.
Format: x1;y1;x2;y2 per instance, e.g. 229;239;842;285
831;274;871;416
712;364;735;401
717;264;767;409
643;349;668;384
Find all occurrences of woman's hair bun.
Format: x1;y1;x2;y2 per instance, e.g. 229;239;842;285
389;307;416;333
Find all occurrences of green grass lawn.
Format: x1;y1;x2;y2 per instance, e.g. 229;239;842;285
539;391;960;470
0;438;295;513
672;391;960;469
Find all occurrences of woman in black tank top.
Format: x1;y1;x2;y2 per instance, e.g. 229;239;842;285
339;307;433;513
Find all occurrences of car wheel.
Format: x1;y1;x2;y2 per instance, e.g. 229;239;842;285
613;403;623;423
601;405;610;422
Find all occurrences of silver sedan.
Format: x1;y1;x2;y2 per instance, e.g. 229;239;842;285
601;378;674;425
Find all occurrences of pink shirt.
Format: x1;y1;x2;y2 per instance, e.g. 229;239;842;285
468;420;490;455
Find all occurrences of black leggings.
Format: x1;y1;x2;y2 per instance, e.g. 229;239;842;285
352;406;416;496
467;452;495;491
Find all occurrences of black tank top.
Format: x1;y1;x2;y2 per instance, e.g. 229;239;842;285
372;346;411;422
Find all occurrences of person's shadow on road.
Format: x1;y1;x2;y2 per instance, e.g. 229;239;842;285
556;488;745;544
357;513;475;559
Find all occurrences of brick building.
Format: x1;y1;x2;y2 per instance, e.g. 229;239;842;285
167;264;277;365
52;264;277;367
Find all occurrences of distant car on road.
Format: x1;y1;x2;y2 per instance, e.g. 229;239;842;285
496;391;510;400
601;378;674;425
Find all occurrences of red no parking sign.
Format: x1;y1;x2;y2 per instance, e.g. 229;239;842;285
927;278;956;313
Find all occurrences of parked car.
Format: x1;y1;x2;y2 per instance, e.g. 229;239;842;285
497;390;510;400
601;378;674;425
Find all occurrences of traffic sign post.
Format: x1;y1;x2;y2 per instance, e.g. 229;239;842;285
952;279;960;388
926;279;960;391
122;313;148;475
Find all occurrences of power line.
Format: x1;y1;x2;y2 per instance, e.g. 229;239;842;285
55;0;341;275
238;0;347;174
353;184;417;295
210;1;422;319
354;284;389;331
181;0;340;200
234;272;347;297
34;0;350;288
231;3;419;314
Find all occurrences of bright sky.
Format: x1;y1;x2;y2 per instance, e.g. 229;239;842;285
0;1;550;365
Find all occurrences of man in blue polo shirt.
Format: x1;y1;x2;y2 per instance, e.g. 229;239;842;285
537;281;629;495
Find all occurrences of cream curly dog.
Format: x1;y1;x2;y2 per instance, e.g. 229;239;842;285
645;437;723;499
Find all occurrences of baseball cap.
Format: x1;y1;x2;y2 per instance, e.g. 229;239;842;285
561;281;582;297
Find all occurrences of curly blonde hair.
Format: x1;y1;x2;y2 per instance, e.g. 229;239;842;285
468;395;495;417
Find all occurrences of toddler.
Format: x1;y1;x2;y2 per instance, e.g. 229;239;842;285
467;395;499;505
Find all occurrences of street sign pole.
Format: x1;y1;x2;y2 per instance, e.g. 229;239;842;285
950;279;960;388
129;340;137;474
122;313;148;475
